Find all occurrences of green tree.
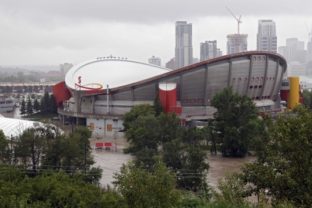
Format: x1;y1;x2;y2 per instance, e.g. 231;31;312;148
20;98;26;115
203;119;219;155
38;126;102;184
48;94;57;114
214;174;248;207
153;95;163;116
10;125;101;183
41;134;66;171
61;127;95;174
211;87;261;157
176;128;209;192
0;130;9;163
125;114;160;169
114;161;180;208
302;89;312;109
15;126;47;174
124;106;210;192
33;99;40;112
158;113;180;144
241;106;312;207
123;104;155;130
26;95;33;115
0;166;124;208
160;113;183;172
40;91;50;114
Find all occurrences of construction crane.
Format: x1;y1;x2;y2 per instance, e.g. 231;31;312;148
304;22;312;41
226;6;242;34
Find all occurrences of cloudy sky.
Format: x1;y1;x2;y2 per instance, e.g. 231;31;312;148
0;0;311;66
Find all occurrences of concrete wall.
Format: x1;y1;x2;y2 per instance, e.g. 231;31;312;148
87;117;124;138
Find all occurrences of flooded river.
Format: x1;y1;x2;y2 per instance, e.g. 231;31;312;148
93;149;132;187
3;110;255;189
92;146;255;188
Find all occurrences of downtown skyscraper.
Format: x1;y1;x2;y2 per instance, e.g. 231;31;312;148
227;34;248;54
257;20;277;52
175;21;193;69
200;40;222;61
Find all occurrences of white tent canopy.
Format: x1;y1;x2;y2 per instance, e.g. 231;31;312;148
0;117;41;138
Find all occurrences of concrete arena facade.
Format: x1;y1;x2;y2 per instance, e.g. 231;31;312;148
58;51;287;138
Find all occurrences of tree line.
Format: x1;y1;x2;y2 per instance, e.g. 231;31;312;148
0;126;100;182
20;91;57;116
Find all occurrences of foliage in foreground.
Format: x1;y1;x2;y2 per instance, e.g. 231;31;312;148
302;89;312;109
113;162;293;208
0;150;296;208
114;161;180;208
242;106;312;207
0;165;124;208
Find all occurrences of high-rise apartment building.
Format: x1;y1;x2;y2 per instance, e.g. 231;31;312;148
278;38;306;63
306;33;312;75
227;34;248;54
307;34;312;62
200;40;218;61
286;38;304;50
175;21;193;68
165;58;175;70
217;49;223;57
148;56;161;66
307;39;312;56
257;20;277;52
278;38;307;76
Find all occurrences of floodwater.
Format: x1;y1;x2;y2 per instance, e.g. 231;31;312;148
207;155;255;189
0;107;21;118
92;144;255;188
92;149;132;187
91;138;132;187
3;109;254;189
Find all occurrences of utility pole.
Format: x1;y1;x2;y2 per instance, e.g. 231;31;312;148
113;118;118;152
84;141;87;175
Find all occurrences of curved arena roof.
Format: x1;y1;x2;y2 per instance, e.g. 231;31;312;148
111;51;287;93
65;57;170;91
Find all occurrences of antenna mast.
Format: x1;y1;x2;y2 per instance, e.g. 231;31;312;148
226;6;242;34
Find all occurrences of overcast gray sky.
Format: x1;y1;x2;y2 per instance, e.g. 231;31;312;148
0;0;311;66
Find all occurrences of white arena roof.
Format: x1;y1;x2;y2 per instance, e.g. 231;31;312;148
65;57;170;91
0;117;41;138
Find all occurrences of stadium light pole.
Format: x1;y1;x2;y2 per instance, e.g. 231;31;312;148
106;84;109;114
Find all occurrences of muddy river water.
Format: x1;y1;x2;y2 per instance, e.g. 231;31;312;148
2;110;255;189
92;147;255;189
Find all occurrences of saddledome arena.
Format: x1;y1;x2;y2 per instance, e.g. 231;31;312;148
53;51;287;138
